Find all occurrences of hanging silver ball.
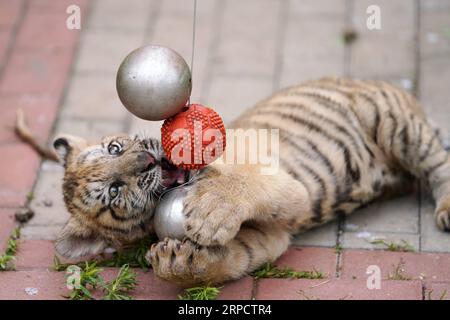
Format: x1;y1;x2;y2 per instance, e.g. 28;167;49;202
153;186;191;240
116;45;192;121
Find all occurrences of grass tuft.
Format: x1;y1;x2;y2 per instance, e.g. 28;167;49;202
427;289;447;300
0;227;21;271
334;244;343;254
64;262;138;300
179;285;222;300
100;237;154;270
388;259;411;281
369;238;415;252
253;262;324;280
66;261;104;300
0;255;15;271
26;192;34;202
102;265;137;300
53;236;155;272
53;255;70;272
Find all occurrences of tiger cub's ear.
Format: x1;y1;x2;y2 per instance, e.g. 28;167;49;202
55;217;109;260
53;134;87;166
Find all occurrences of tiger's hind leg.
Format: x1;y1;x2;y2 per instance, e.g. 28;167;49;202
375;88;450;231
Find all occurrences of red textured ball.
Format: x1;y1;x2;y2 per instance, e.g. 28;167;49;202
161;104;226;170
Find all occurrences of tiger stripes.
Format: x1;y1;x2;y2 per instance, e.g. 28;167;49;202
228;77;450;229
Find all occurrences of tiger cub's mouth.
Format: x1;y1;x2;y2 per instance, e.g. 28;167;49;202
160;158;189;188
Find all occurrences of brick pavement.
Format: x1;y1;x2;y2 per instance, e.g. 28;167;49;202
1;0;450;300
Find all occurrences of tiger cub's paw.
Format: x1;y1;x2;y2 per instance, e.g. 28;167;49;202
183;178;248;246
435;197;450;232
146;238;226;286
435;209;450;231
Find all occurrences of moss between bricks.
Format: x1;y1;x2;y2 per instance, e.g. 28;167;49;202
388;259;412;281
0;227;20;271
179;286;222;300
252;262;325;280
426;289;447;300
369;239;415;252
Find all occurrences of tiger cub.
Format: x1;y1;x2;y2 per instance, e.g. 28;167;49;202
53;77;450;286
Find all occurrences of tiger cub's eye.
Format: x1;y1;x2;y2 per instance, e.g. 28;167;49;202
109;185;119;198
108;141;122;155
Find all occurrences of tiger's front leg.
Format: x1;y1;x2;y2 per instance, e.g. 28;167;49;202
146;223;290;286
182;164;311;246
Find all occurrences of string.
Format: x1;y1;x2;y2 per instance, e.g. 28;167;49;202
156;0;200;202
190;0;197;78
188;0;197;106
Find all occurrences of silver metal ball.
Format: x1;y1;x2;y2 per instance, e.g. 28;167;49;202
116;45;192;121
153;186;190;240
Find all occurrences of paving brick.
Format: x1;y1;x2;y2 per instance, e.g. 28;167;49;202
340;249;450;282
0;48;74;96
280;11;345;88
424;281;450;300
149;10;194;65
0;144;40;208
293;221;338;247
21;225;63;241
288;0;346;16
0;93;59;144
206;75;273;124
0;29;12;68
99;269;182;300
87;0;152;32
420;190;450;253
14;11;80;51
0;268;183;300
15;240;55;270
379;75;415;94
255;278;422;300
349;0;415;79
0;0;23;29
274;246;337;278
420;0;450;59
28;0;88;13
421;0;450;11
0;271;67;300
344;193;420;234
215;0;280;77
148;8;211;102
340;231;420;251
60;73;128;121
218;276;254;300
75;30;145;74
54;117;126;142
280;59;345;89
421;56;450;133
130;271;182;300
27;166;69;227
350;37;415;79
160;0;217;15
0;209;16;252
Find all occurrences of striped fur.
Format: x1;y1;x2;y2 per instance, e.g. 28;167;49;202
53;134;167;259
56;77;450;286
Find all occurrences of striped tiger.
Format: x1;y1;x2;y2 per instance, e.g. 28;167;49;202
54;77;450;286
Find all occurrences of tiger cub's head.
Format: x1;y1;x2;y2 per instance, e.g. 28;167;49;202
53;134;188;260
